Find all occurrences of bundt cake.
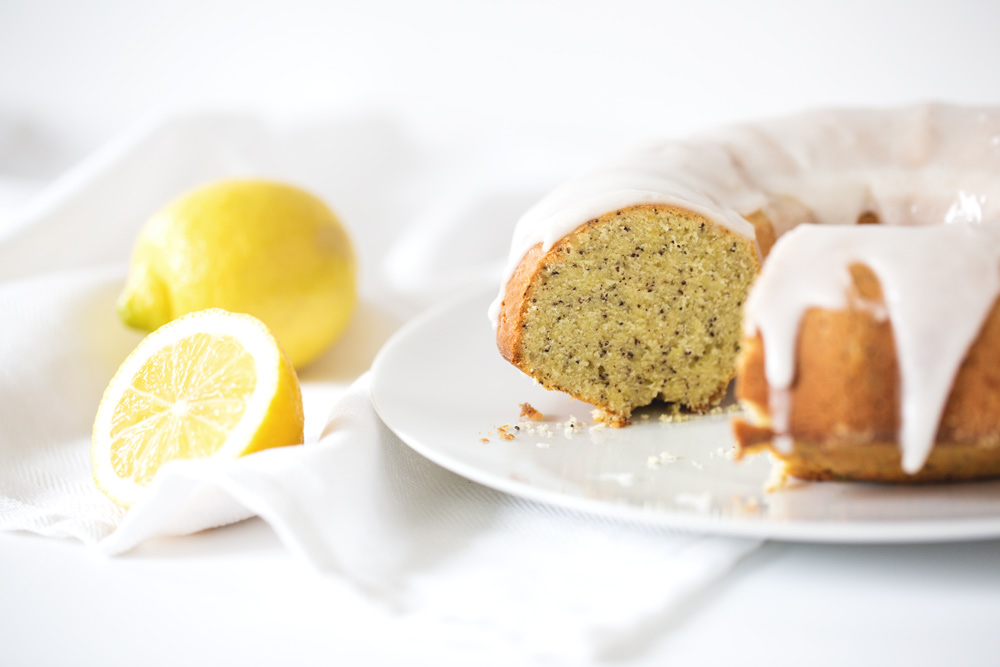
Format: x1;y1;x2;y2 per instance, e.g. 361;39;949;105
491;103;1000;481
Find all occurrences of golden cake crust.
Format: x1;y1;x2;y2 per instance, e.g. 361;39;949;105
496;238;550;368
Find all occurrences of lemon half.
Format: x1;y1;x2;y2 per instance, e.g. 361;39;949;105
92;309;304;508
118;180;357;368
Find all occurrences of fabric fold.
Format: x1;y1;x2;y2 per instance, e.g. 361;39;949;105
0;115;763;663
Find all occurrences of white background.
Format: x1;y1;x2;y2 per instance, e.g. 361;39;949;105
4;0;999;184
2;0;1000;665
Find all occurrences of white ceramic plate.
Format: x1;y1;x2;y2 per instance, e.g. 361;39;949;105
370;287;1000;543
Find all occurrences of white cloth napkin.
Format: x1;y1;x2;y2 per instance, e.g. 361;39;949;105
0;115;762;663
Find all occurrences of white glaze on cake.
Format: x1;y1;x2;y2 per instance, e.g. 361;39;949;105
492;104;1000;474
743;224;1000;473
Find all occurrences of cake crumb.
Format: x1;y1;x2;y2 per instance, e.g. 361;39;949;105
562;415;584;437
647;451;679;468
592;408;630;427
764;456;789;492
496;425;516;441
710;446;737;460
519;402;544;421
690;460;704;471
658;406;696;424
514;422;535;433
536;441;552;449
480;438;490;443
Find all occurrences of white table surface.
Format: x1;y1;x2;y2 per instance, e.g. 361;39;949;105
3;1;1000;664
4;521;1000;666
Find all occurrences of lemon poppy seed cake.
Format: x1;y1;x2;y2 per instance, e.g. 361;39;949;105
491;104;1000;481
495;205;759;426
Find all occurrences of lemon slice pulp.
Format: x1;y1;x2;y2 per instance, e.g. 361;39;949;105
92;309;304;508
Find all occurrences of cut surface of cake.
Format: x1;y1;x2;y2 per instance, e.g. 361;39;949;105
496;204;758;425
491;103;1000;481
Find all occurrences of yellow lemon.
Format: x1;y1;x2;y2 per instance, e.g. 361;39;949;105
118;180;356;368
92;309;304;508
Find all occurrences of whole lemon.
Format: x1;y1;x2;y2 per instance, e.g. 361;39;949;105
118;180;357;368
